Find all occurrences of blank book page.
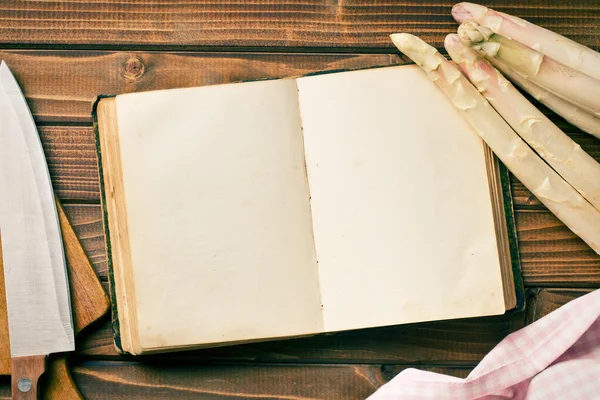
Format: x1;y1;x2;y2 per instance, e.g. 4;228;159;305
115;79;323;349
297;65;506;332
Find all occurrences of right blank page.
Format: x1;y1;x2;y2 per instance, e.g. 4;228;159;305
297;65;507;333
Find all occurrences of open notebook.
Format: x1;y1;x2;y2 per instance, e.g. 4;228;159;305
94;64;521;355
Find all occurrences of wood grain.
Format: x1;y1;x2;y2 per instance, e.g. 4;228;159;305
0;364;472;400
5;50;600;127
69;362;466;400
40;127;100;201
516;210;600;286
526;288;593;323
44;357;83;400
0;1;597;49
56;200;110;337
1;51;400;123
72;362;382;399
61;204;107;274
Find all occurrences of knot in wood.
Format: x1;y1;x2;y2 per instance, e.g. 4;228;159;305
123;56;145;80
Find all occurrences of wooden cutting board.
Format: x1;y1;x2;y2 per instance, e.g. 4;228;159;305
0;198;110;398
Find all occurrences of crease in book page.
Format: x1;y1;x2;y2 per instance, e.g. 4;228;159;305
296;65;506;333
294;80;326;322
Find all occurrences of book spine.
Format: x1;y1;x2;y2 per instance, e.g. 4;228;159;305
91;95;124;353
500;161;526;311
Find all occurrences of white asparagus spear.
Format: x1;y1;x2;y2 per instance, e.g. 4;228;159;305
452;2;600;81
389;33;600;255
457;21;600;117
490;57;600;140
445;34;600;212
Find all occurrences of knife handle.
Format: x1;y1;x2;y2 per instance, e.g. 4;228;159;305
11;355;47;400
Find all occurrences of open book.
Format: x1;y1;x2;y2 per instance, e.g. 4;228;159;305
95;65;521;355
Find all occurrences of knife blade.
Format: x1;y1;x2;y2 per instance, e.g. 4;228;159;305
0;61;75;399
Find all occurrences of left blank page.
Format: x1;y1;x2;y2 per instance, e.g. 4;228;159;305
115;79;323;350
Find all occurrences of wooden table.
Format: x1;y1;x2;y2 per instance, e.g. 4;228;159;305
0;1;599;399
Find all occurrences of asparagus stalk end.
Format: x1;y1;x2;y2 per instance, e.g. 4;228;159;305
457;20;493;45
458;21;543;76
452;2;600;80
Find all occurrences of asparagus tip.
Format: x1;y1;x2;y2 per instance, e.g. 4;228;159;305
445;33;492;72
389;33;419;52
390;33;435;59
458;20;493;46
390;33;442;72
444;33;461;48
452;2;488;24
444;34;468;64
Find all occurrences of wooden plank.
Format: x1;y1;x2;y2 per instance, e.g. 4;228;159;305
41;126;100;201
6;50;600;127
67;361;472;400
73;361;383;399
1;50;400;123
60;202;600;286
526;288;593;323
62;204;107;276
77;310;524;362
516;210;600;286
0;1;598;49
510;133;600;209
0;363;472;399
383;365;471;380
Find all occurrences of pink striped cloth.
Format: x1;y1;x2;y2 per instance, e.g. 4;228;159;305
368;289;600;399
